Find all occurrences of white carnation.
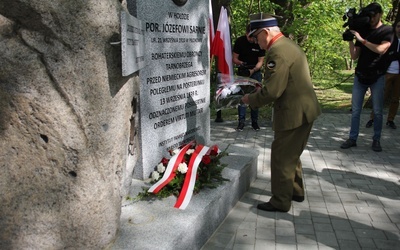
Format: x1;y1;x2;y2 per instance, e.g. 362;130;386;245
151;171;160;181
157;163;166;173
177;162;188;174
172;149;180;155
186;149;195;155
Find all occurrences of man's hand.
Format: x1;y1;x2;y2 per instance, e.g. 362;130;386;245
249;69;255;76
350;30;363;43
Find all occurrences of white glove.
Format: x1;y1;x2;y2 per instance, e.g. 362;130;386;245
229;85;241;94
220;88;231;99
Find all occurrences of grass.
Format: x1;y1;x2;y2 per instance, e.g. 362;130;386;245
313;71;354;111
210;70;372;122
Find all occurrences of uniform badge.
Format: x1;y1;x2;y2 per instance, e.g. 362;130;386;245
267;61;276;69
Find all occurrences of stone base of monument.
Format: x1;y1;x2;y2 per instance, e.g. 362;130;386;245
110;144;258;250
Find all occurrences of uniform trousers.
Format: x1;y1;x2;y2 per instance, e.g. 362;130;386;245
269;121;313;211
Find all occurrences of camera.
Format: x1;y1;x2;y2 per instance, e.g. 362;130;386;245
237;62;254;77
342;7;373;41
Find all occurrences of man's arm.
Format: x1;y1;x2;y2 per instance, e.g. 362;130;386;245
351;30;391;55
249;56;265;77
363;40;391;54
349;40;360;60
232;52;243;66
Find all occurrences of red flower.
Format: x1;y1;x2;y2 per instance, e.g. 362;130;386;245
209;145;219;156
202;155;211;165
161;157;169;165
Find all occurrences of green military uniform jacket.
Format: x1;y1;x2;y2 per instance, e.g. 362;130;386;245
248;36;321;131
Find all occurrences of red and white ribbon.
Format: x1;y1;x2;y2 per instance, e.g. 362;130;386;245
174;144;210;209
148;141;194;194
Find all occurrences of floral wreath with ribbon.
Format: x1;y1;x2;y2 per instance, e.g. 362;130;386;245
134;141;229;210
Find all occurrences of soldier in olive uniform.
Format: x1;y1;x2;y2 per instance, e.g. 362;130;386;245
242;13;321;212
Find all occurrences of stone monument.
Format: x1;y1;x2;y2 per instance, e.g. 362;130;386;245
134;0;211;180
0;0;214;249
0;1;138;249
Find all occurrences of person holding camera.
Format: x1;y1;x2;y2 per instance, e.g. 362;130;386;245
232;24;265;131
365;20;400;130
340;2;392;152
241;13;321;212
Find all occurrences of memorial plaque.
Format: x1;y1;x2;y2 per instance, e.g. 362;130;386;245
121;11;145;76
134;0;211;179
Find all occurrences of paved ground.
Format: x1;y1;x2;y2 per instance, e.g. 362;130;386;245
202;111;400;250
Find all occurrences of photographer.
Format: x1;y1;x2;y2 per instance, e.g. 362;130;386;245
232;24;265;131
340;3;392;152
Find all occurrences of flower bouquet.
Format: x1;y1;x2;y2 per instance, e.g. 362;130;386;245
215;73;262;111
134;141;229;209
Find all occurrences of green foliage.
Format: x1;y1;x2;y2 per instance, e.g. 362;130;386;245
230;0;278;40
228;0;393;82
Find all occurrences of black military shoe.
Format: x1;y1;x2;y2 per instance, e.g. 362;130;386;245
292;195;305;202
257;202;287;212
